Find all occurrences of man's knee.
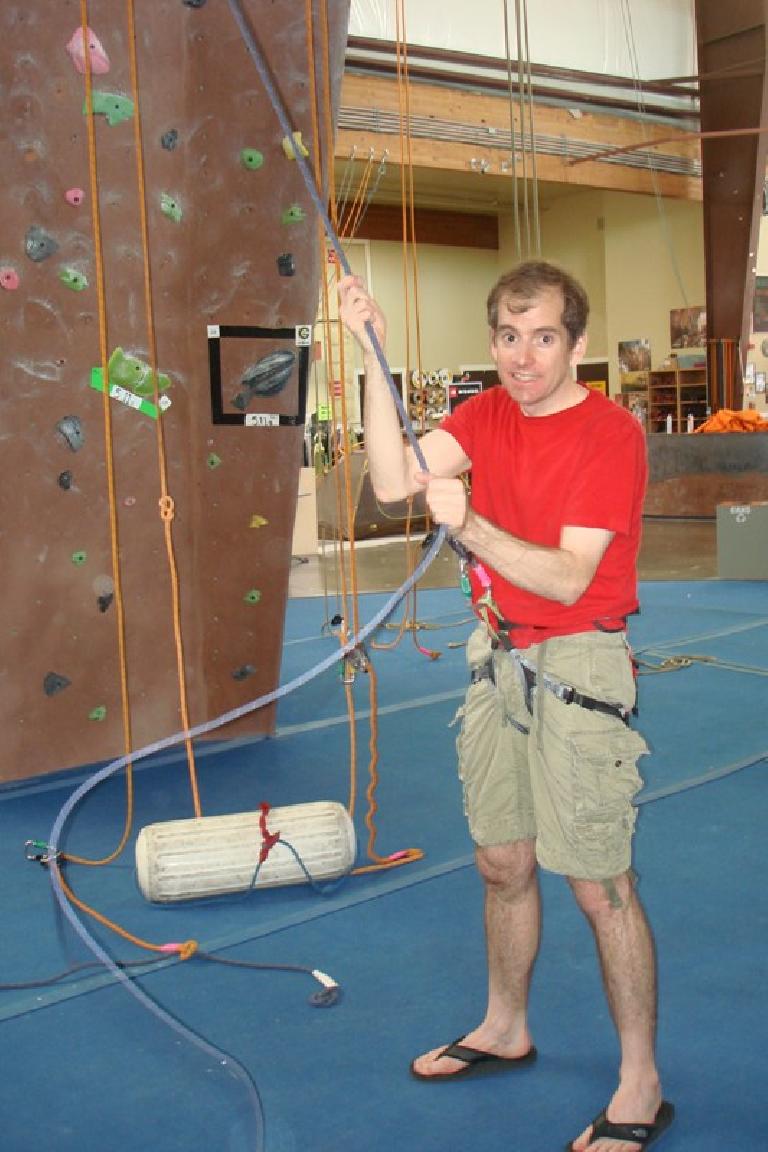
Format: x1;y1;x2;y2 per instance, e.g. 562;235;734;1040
476;838;537;895
568;870;636;917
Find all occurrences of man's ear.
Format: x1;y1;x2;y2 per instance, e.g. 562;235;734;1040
570;331;588;368
489;327;499;364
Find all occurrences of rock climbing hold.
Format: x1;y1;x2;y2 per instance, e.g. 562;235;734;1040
240;148;264;170
244;589;262;605
249;514;268;528
0;266;20;291
58;470;73;490
207;452;222;469
277;253;295;277
108;348;170;397
282;204;306;225
161;128;179;151
281;131;309;160
232;664;256;681
66;26;110;74
43;672;71;697
97;592;114;613
123;496;136;507
55;415;85;452
182;0;208;7
160;193;182;222
72;551;87;566
232;349;295;409
83;91;134;127
59;267;89;292
65;188;85;207
25;226;59;263
88;706;107;721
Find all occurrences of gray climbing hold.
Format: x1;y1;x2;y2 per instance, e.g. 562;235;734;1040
277;253;296;277
58;470;73;490
97;592;114;613
44;672;71;697
56;415;85;452
161;129;179;150
232;664;256;681
26;226;59;262
232;349;295;409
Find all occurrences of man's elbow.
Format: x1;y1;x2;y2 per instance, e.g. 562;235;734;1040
557;565;596;607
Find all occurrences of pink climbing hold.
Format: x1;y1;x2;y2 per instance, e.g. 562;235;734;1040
0;267;20;291
65;27;111;75
65;188;85;207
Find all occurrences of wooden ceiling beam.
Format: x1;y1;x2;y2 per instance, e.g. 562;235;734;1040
336;73;702;202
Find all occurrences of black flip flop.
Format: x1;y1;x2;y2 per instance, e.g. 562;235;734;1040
410;1036;537;1081
564;1099;675;1151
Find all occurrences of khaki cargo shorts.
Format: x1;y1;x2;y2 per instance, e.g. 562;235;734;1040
455;625;648;880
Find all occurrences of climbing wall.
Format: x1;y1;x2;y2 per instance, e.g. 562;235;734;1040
1;1;350;781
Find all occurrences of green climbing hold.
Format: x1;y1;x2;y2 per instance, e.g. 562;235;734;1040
241;148;264;170
282;204;306;225
59;267;88;292
244;589;262;605
72;551;87;566
83;91;134;126
108;348;170;397
160;193;183;223
207;452;222;469
88;706;107;721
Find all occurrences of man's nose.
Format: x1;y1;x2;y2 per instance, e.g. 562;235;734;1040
511;339;534;366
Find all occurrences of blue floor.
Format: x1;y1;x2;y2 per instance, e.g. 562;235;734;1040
1;582;766;1151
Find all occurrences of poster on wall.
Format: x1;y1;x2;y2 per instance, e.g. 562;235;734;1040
618;339;651;373
670;306;706;348
752;277;768;332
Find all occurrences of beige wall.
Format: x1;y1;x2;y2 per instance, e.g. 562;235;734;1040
602;192;705;391
329;189;708;413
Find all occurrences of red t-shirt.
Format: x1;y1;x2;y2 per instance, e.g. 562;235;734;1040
439;385;647;644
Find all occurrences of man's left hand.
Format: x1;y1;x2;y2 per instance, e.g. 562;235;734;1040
414;473;468;531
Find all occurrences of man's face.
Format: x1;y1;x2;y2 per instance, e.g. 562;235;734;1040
489;287;586;416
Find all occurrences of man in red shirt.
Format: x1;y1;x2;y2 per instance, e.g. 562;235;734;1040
339;261;673;1152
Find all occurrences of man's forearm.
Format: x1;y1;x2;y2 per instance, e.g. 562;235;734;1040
456;509;592;606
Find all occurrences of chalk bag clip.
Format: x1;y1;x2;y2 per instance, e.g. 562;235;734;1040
24;839;58;866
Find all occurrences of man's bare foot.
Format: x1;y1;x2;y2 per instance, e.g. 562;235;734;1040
410;1024;534;1079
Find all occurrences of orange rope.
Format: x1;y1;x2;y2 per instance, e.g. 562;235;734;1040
63;0;135;869
125;0;201;818
57;867;197;958
351;659;423;873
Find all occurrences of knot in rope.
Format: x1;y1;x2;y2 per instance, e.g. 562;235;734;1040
178;939;198;961
158;495;175;521
258;802;281;865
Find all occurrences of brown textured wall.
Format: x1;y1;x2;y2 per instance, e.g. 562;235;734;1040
1;1;349;781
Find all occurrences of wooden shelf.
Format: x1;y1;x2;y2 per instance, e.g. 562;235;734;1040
648;364;707;433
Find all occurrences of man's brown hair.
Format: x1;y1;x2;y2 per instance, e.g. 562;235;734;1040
486;261;589;348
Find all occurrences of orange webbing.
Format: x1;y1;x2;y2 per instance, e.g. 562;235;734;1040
63;0;135;868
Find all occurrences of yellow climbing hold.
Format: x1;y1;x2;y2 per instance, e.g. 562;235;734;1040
281;131;309;160
249;514;269;528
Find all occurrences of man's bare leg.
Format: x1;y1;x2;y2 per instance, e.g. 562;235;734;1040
411;838;539;1077
568;872;663;1152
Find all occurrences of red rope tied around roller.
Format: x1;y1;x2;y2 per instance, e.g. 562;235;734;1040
258;802;281;865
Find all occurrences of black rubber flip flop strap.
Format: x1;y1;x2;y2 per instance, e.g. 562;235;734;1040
591;1114;657;1145
440;1042;495;1065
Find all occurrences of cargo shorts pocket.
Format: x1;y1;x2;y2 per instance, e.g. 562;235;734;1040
566;727;647;822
